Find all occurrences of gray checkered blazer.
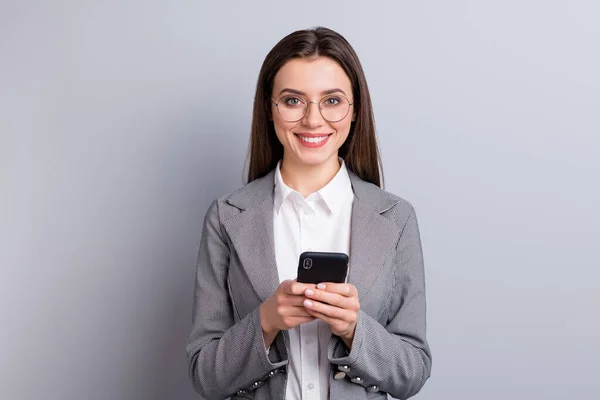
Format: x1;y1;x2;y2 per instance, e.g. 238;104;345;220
186;169;431;399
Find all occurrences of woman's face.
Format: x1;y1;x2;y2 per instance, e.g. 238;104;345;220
270;56;355;168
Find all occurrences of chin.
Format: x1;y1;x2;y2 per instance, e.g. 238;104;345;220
294;151;337;167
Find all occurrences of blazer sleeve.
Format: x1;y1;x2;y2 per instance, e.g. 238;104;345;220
186;200;288;399
328;206;432;399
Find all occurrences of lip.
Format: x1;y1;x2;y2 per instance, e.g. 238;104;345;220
294;132;332;148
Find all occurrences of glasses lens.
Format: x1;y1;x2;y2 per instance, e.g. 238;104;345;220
320;95;350;122
277;95;307;121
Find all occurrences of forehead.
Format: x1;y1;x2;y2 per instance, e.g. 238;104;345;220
272;56;352;96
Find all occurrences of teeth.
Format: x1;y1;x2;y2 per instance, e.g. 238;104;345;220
299;135;328;143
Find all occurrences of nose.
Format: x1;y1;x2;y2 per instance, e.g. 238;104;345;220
302;101;324;128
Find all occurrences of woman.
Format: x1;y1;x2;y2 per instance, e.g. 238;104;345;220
186;27;431;400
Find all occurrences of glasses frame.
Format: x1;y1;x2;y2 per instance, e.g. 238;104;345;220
271;93;354;123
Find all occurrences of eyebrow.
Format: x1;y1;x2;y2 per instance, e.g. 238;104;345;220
278;88;348;97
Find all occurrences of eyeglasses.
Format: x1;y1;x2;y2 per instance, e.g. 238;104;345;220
271;94;354;123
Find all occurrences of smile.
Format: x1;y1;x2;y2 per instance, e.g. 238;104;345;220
293;133;332;148
297;134;329;143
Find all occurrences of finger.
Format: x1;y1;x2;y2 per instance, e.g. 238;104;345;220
304;288;355;309
281;305;315;317
281;295;310;307
303;299;355;322
304;308;338;326
315;283;358;298
280;280;294;294
287;281;316;295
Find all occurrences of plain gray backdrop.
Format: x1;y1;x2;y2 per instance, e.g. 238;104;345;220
1;1;599;399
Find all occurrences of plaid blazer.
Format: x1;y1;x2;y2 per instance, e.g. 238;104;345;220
186;169;431;399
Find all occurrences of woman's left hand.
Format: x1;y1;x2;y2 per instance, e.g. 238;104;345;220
302;283;360;349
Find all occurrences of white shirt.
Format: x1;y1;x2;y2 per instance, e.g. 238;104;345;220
273;159;354;400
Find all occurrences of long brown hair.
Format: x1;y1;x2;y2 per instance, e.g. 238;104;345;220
246;26;383;187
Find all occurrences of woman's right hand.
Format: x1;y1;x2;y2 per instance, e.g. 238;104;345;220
259;279;317;348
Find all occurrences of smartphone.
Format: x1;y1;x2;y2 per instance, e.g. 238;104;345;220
296;251;349;284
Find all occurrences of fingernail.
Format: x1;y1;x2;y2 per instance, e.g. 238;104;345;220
304;299;313;307
305;289;314;296
317;283;326;290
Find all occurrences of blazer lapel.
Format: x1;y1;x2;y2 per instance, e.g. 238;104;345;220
347;173;400;302
222;172;280;302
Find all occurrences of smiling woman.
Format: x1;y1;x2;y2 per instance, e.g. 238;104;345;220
186;26;431;400
248;27;381;191
269;57;355;187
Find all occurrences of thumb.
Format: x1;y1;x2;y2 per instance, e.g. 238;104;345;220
280;279;294;294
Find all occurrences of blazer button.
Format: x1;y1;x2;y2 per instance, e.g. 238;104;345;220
367;385;380;392
338;365;351;372
333;371;346;380
237;389;248;395
252;380;264;389
268;370;276;377
350;376;363;384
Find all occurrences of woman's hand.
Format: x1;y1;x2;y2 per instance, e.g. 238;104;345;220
302;283;360;349
259;280;317;348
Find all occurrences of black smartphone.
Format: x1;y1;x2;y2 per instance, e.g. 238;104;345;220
296;251;349;284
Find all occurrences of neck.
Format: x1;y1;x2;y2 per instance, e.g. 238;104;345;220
280;155;341;197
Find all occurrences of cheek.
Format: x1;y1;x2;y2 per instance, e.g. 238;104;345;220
272;118;297;143
332;120;352;143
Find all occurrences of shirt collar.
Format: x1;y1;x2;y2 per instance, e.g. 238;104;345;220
317;159;352;214
273;158;353;215
273;162;295;214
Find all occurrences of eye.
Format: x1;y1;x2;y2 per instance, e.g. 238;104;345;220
283;96;304;107
323;96;341;106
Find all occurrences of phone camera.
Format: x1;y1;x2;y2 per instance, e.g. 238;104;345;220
303;258;313;269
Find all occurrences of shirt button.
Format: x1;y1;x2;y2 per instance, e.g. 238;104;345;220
305;338;313;345
304;209;311;216
307;383;314;390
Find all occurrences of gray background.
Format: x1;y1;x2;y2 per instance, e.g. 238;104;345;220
1;1;599;399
